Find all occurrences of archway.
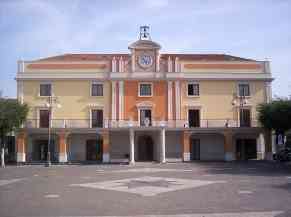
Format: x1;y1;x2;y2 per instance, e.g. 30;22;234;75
137;135;154;161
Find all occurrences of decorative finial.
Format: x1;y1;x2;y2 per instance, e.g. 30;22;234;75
139;25;151;40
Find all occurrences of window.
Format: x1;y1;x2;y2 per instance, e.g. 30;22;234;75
139;83;152;97
187;83;199;96
91;83;103;96
40;83;51;96
238;83;250;97
91;109;103;128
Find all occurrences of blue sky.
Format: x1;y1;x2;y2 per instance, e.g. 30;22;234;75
0;0;290;97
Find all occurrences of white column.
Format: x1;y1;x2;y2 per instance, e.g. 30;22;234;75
111;81;116;121
118;81;124;121
265;82;272;103
132;52;135;72
168;56;172;72
175;57;180;72
112;57;117;72
256;133;265;160
119;57;123;72
160;128;166;163
175;81;181;123
156;53;160;72
129;128;135;164
167;81;173;122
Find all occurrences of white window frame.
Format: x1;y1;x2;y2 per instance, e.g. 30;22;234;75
39;82;52;97
237;82;251;97
138;82;153;97
90;81;104;97
187;82;200;97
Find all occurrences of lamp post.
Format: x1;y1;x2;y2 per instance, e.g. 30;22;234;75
45;96;61;167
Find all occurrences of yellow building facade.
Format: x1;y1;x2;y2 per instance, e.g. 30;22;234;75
15;27;273;164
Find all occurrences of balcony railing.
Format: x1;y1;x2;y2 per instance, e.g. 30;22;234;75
24;119;259;129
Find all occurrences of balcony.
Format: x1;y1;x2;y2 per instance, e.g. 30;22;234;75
23;119;259;129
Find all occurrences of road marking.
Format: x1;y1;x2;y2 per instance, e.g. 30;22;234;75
71;176;226;197
238;190;253;194
40;211;283;217
287;176;291;179
33;174;39;177
96;168;194;173
44;194;60;198
0;178;25;186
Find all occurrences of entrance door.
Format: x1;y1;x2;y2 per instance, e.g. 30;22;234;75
240;109;251;127
137;135;154;161
188;109;200;127
190;138;200;160
86;139;103;161
39;110;50;128
236;139;257;160
91;109;103;128
140;109;152;126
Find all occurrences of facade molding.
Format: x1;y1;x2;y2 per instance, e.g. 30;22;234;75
16;72;273;81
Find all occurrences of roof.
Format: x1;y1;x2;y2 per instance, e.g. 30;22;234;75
128;39;161;50
34;53;256;62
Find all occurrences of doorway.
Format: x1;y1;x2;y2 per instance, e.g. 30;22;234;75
236;139;257;160
33;139;55;161
137;135;154;161
86;139;103;161
190;138;200;160
188;109;200;127
140;109;152;126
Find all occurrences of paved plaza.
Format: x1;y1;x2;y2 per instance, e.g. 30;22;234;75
0;161;291;217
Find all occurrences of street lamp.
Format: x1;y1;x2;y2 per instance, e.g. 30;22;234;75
45;96;61;167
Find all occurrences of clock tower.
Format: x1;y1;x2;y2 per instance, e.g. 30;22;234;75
128;26;161;72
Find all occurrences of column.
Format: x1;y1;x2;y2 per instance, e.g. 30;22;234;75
167;81;173;122
129;128;135;164
102;130;110;163
160;128;166;163
58;131;68;163
118;81;124;121
111;81;116;121
16;131;26;163
182;131;190;161
263;129;273;160
256;133;265;160
175;81;181;125
223;130;235;161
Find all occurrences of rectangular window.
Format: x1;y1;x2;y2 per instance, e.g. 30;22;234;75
240;108;251;127
188;83;199;96
39;110;50;128
139;83;152;97
239;84;250;97
91;83;103;96
91;109;103;128
40;84;51;96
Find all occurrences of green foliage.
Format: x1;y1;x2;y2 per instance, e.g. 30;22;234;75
0;98;29;137
257;98;291;133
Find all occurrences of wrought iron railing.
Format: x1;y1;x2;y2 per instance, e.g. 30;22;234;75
23;119;259;129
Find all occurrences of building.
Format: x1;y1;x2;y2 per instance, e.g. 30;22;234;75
15;26;274;164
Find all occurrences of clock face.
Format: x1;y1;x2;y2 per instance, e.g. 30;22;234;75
138;55;153;68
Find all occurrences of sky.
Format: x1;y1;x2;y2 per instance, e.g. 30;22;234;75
0;0;290;98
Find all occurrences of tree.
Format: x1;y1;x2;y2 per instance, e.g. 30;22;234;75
257;98;291;149
0;98;28;167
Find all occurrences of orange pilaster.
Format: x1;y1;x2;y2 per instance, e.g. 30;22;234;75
16;131;27;162
58;131;69;163
101;130;110;162
182;131;191;161
223;130;234;161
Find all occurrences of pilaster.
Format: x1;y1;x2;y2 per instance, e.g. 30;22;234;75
182;131;190;161
101;130;110;163
223;130;235;161
16;131;27;163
